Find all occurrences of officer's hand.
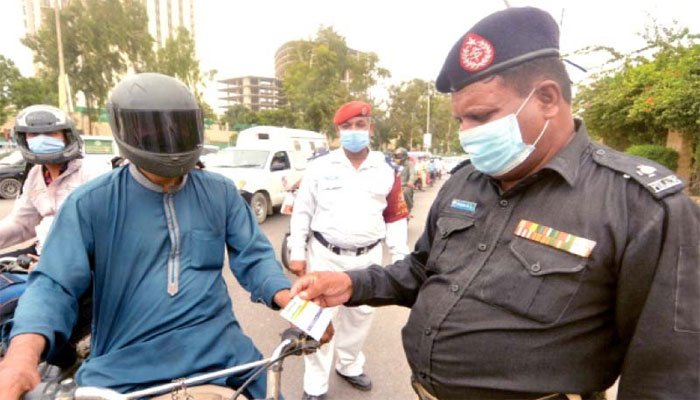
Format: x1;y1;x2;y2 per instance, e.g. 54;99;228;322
289;260;307;277
0;356;40;400
290;271;353;308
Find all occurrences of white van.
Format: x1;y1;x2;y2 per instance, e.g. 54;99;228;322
207;126;328;223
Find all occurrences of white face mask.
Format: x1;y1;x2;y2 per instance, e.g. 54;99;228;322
458;89;549;176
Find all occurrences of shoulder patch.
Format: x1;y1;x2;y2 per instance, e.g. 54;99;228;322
307;149;330;161
450;158;473;174
591;145;685;199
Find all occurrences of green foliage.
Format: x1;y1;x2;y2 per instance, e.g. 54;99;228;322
148;27;203;96
385;79;457;154
10;75;58;111
0;55;21;125
574;21;700;191
22;0;153;131
281;27;389;135
256;108;297;127
625;144;679;171
221;105;258;131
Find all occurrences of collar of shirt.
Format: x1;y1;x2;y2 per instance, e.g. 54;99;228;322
41;162;69;186
128;163;189;193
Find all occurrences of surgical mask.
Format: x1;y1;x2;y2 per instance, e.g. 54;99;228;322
339;130;370;153
27;135;66;154
458;89;549;177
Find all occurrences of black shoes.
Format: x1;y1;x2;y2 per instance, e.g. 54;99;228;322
335;371;372;391
301;392;327;400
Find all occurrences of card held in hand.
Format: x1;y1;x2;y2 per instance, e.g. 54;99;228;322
280;295;333;341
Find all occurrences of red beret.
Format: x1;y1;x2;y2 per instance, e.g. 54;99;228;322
333;101;372;125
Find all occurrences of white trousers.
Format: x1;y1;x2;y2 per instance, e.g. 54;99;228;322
303;237;383;396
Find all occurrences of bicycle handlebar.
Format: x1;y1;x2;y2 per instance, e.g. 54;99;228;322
61;328;318;400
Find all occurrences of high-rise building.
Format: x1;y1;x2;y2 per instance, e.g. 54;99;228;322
22;0;69;36
141;0;196;48
219;76;285;112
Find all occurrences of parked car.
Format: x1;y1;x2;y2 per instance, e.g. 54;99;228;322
80;135;119;168
207;126;327;223
0;151;28;199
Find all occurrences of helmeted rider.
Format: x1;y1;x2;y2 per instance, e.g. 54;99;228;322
0;105;104;259
0;73;305;399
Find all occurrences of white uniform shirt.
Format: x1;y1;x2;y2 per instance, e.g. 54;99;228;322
289;149;409;263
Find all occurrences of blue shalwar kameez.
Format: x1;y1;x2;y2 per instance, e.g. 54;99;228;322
6;164;291;395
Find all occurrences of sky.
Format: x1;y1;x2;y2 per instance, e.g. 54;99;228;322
1;0;699;111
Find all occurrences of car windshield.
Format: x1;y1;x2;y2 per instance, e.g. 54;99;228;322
0;151;25;165
207;149;269;168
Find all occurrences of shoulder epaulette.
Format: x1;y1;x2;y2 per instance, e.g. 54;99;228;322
307;149;330;162
450;158;473;174
591;144;684;199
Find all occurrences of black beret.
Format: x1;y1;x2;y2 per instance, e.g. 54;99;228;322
436;7;560;93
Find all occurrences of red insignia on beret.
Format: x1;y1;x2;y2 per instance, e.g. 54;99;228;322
459;33;495;72
333;101;373;125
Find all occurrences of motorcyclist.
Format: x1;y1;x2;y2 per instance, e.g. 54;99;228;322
393;147;416;213
0;105;106;261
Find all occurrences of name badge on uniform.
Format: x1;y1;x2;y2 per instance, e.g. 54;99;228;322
514;220;596;258
451;199;477;214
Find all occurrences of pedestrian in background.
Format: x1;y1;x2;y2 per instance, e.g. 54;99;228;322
287;101;410;400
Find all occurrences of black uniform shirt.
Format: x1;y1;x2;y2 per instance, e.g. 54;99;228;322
348;120;700;400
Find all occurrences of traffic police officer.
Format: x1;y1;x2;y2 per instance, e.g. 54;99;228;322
288;101;409;400
291;7;700;400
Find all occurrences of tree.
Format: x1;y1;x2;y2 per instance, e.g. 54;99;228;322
0;55;21;125
22;0;153;133
148;27;203;95
281;27;390;135
221;105;259;131
256;108;298;127
574;22;700;191
10;74;58;111
385;79;457;153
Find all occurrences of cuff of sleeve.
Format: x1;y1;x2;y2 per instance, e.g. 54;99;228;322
257;275;292;311
345;269;372;307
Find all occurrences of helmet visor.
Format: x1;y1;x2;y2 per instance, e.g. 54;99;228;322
113;109;203;154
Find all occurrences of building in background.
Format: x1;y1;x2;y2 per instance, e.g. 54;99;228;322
218;76;285;112
22;0;68;35
141;0;196;48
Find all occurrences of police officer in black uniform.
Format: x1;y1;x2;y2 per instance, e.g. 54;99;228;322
291;6;700;400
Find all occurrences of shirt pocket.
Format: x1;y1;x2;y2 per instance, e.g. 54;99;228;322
188;229;225;270
317;179;343;208
469;238;587;324
427;214;476;273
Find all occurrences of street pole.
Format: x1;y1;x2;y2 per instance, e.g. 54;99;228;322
54;1;73;113
425;82;431;151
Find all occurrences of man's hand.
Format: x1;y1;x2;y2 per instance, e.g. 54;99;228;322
0;334;45;400
290;271;353;308
288;260;307;277
26;254;40;273
407;182;415;189
319;321;334;345
273;289;292;309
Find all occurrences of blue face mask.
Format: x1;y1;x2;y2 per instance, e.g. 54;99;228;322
27;135;66;154
458;89;549;177
339;130;370;153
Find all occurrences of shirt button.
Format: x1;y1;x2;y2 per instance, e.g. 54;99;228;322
499;199;508;207
477;243;487;251
450;284;459;292
531;262;541;272
424;327;432;335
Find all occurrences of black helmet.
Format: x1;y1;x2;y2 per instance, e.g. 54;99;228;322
13;104;82;165
107;73;203;178
393;147;408;161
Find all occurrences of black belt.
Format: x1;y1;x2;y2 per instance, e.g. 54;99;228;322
312;231;381;256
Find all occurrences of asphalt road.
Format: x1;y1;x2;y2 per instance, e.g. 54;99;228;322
0;176;443;400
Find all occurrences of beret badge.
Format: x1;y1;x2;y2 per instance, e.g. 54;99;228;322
459;33;495;72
